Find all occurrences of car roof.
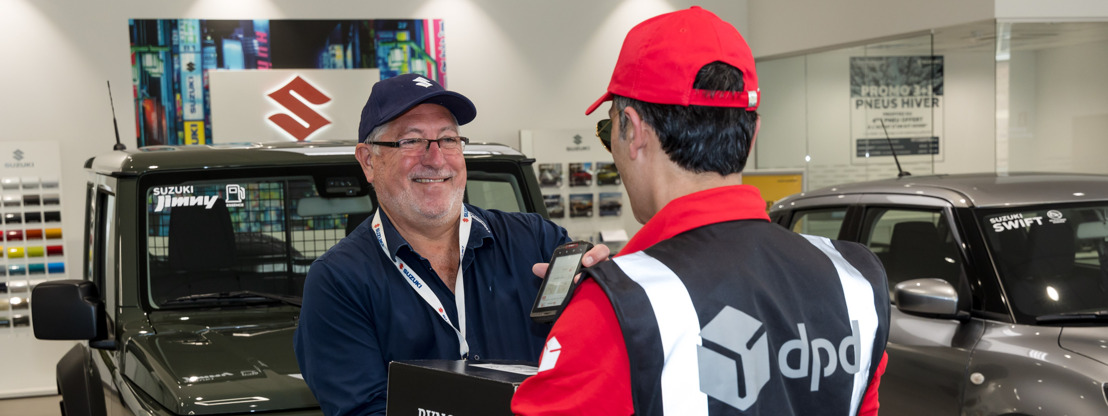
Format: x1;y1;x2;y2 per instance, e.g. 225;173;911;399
777;172;1108;208
86;141;527;176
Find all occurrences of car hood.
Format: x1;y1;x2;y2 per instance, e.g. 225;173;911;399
124;309;319;415
1059;326;1108;367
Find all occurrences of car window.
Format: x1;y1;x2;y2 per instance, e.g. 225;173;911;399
862;208;963;295
144;177;373;308
789;208;847;239
467;171;525;213
979;203;1108;320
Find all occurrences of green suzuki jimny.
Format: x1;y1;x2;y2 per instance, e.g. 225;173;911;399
31;141;547;416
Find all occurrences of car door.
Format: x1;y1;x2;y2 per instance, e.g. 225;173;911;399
854;196;983;416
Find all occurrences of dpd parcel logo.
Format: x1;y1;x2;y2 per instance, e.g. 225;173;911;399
697;306;864;411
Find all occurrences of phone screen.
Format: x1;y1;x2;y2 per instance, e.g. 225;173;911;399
536;252;586;308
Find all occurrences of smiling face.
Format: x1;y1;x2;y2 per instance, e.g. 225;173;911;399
356;103;467;229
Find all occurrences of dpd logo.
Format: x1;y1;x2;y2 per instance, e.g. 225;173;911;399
267;76;332;141
697;306;771;411
697;306;863;411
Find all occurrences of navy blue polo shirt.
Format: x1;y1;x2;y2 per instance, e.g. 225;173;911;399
294;204;569;416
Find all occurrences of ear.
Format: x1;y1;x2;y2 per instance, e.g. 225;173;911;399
355;143;375;183
621;106;650;161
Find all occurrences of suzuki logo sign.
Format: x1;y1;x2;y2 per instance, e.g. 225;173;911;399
209;69;378;142
267;76;332;142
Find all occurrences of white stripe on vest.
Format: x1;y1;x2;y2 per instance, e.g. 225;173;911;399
801;234;879;415
613;251;709;416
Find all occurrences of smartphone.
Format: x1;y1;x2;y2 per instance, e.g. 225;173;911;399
530;241;594;323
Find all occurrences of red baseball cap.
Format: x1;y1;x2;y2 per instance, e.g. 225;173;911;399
585;6;759;115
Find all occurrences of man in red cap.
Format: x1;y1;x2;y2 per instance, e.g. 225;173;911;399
512;7;889;415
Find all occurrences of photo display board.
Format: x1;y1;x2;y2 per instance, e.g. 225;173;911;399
521;129;640;253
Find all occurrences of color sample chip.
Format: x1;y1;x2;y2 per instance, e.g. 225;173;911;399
47;245;63;256
24;212;41;223
27;246;44;257
47;262;64;274
24;229;42;239
44;228;62;239
2;195;19;207
5;213;21;224
7;247;24;258
22;194;40;205
28;264;45;275
1;178;18;190
42;194;60;205
8;265;25;275
5;230;22;241
44;211;60;222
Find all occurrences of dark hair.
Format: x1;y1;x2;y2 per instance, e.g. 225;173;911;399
614;61;759;175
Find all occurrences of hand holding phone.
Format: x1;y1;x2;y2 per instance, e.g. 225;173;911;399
530;241;594;323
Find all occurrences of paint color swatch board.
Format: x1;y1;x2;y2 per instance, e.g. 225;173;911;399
0;176;64;329
0;140;75;400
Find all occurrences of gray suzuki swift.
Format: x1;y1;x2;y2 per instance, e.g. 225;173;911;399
769;173;1108;416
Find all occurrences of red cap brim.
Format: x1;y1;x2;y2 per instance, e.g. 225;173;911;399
585;92;614;115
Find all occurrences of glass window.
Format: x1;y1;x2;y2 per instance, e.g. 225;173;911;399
144;177;373;308
978;203;1108;320
862;208;963;294
467;171;526;213
789;208;848;239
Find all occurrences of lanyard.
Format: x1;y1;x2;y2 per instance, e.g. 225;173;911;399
371;207;472;358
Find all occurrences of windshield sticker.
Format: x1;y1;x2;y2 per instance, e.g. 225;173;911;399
225;184;246;208
152;186;194;196
1046;210;1067;224
154;192;220;212
990;213;1044;233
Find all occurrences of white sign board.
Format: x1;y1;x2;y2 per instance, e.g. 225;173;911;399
210;69;380;142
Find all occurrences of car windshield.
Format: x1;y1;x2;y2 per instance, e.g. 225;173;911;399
143;176;374;308
979;202;1108;322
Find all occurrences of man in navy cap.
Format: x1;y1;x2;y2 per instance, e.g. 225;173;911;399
294;74;609;416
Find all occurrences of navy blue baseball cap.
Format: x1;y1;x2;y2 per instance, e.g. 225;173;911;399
358;73;477;143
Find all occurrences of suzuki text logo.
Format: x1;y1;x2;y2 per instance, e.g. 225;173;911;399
697;306;862;411
267;76;332;142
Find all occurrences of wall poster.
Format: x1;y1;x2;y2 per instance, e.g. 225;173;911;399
850;56;944;164
129;19;446;146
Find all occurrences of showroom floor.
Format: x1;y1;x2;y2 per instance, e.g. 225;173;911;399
0;394;59;415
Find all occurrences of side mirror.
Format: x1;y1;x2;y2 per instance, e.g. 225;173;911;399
31;280;107;341
894;278;967;320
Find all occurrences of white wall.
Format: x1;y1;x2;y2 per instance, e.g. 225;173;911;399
1008;40;1108;174
748;0;995;58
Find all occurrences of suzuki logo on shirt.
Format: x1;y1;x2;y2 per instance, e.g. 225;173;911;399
267;76;332;142
697;306;862;411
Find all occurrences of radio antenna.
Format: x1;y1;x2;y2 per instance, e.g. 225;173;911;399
878;119;909;177
107;81;127;151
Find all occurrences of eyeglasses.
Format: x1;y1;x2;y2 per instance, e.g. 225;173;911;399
369;137;470;154
595;119;612;152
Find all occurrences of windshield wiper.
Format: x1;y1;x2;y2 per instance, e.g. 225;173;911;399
1035;310;1108;325
162;290;302;307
